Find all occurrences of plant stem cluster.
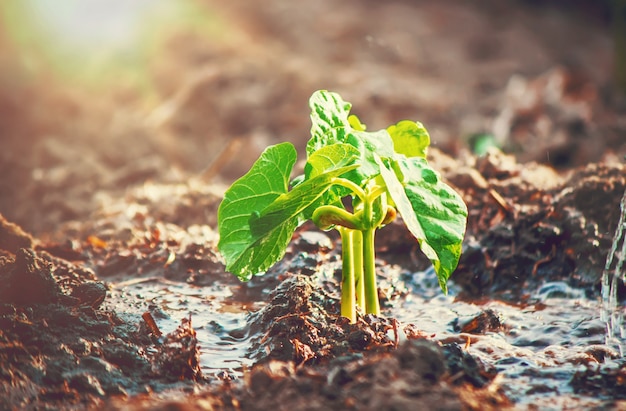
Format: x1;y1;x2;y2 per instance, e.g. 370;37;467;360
313;177;396;322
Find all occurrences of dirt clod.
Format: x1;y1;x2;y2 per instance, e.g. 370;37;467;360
0;248;62;305
152;316;203;382
451;309;505;335
0;213;34;253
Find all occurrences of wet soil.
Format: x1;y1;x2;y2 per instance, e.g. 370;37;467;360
2;1;626;410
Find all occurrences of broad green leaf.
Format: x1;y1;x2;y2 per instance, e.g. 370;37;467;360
250;163;359;238
307;90;352;155
304;143;361;207
376;155;467;293
217;142;297;280
402;158;467;293
375;155;430;259
334;128;395;187
387;120;430;158
304;143;360;179
307;90;394;184
349;129;395;179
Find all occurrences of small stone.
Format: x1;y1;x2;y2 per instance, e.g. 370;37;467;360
71;281;107;309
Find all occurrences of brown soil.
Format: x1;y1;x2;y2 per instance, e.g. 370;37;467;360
1;1;626;410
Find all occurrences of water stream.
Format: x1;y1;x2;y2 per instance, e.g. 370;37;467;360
396;268;616;409
109;257;625;408
601;187;626;356
105;189;626;408
108;279;257;377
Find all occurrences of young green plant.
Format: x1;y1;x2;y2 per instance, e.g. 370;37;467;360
218;90;467;323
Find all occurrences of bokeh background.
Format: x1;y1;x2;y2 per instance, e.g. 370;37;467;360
0;0;624;234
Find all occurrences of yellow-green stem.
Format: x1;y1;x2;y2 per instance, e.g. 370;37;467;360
352;229;365;312
312;205;361;231
363;227;380;315
332;177;367;203
339;228;356;323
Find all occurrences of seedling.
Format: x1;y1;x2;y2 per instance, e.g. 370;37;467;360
218;90;467;323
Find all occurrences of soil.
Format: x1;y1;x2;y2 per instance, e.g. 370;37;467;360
1;1;626;410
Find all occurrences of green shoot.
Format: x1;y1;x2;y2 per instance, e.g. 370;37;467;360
218;90;467;323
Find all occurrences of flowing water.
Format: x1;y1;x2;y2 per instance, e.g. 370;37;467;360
601;187;626;356
396;268;619;410
108;278;257;377
108;263;624;409
105;192;626;409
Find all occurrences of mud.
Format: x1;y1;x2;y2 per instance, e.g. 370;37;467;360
452;154;626;301
1;147;625;409
2;1;626;410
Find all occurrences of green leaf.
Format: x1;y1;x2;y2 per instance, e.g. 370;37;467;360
347;129;395;180
250;163;360;238
387;120;430;158
219;89;467;295
304;142;361;206
308;90;384;185
307;90;398;185
377;155;467;293
307;90;352;155
304;143;360;179
217;142;297;280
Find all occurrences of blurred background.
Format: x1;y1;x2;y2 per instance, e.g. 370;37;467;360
0;0;624;235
